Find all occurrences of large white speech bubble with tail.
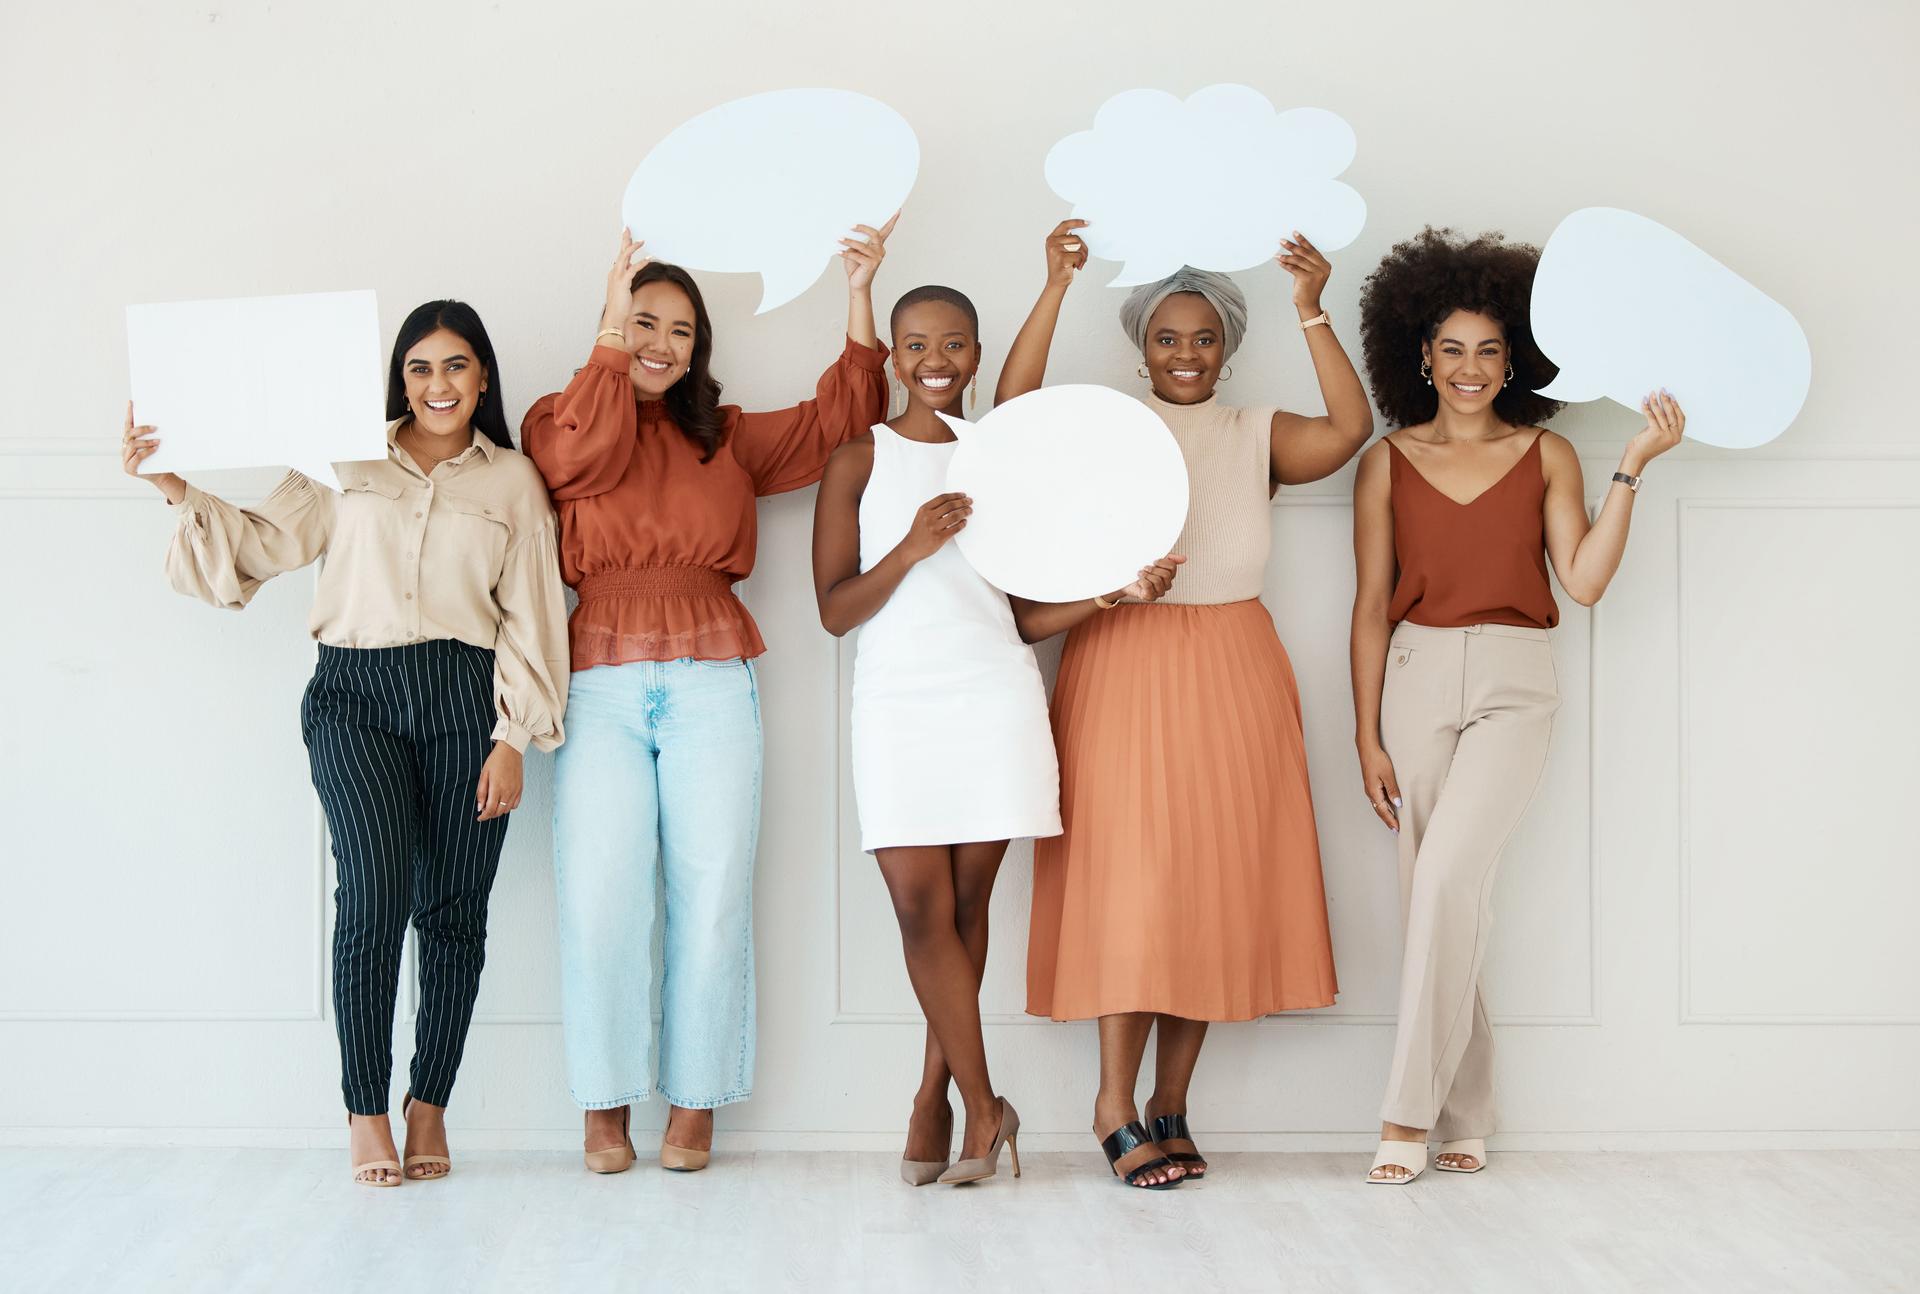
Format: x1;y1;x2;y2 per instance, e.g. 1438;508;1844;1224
1045;84;1366;287
1531;208;1810;449
621;89;918;315
126;288;386;491
944;387;1189;603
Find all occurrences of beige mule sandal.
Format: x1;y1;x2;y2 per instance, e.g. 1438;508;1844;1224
1435;1139;1487;1173
1366;1139;1427;1184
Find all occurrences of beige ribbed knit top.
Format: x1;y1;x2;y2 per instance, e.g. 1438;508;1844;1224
1144;392;1277;605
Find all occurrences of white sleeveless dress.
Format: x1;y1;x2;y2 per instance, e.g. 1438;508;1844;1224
850;419;1061;853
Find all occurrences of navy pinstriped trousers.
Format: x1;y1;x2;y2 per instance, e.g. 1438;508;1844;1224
301;640;509;1115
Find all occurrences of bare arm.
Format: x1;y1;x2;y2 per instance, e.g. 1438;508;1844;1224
1542;392;1684;605
1269;233;1374;486
837;212;897;351
994;220;1088;404
1008;555;1186;644
811;439;972;637
1349;443;1402;830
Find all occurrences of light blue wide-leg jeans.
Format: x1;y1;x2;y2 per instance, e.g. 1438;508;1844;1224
553;657;763;1109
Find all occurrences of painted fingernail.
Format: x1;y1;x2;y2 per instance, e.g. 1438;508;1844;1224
1393;797;1402;807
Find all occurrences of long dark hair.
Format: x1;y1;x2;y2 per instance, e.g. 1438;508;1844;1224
627;262;726;461
385;299;514;450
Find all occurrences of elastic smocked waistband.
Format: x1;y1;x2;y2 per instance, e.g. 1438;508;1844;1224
315;639;493;667
576;567;735;601
1391;621;1551;643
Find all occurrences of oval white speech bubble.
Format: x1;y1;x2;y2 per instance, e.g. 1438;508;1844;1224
1531;207;1810;449
1045;84;1367;287
622;89;919;314
943;387;1189;603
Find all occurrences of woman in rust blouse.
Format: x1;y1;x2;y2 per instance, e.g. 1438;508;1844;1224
1350;229;1682;1184
523;224;892;1174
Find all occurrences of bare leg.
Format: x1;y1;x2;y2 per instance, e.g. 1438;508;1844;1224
904;842;1008;1161
1144;1014;1209;1176
584;1105;630;1154
879;845;1002;1160
1095;1012;1183;1186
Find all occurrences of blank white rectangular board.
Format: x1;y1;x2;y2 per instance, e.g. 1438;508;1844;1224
126;288;386;490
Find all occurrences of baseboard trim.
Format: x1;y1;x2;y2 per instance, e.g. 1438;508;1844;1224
4;1127;1916;1153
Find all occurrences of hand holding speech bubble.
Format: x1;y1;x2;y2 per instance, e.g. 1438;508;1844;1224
621;89;918;315
126;288;386;491
1531;208;1810;449
943;387;1189;603
1045;84;1366;287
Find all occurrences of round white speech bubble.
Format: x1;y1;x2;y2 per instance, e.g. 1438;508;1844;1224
1531;207;1810;449
943;387;1189;603
1045;84;1367;288
622;89;919;314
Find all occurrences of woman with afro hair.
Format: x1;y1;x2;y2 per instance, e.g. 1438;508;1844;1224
1351;228;1683;1184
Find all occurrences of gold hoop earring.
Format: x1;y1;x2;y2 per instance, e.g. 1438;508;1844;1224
1420;360;1433;385
1504;364;1515;385
1220;365;1233;382
1138;363;1150;379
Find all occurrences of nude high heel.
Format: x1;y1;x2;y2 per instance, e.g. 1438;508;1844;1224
1435;1138;1487;1173
1367;1138;1427;1184
937;1099;1020;1186
348;1113;402;1188
400;1093;451;1182
659;1140;710;1172
583;1105;636;1175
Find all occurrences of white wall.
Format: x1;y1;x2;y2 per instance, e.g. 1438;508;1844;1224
4;0;1916;1149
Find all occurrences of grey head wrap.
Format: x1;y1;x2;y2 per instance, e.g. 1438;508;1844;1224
1119;267;1249;361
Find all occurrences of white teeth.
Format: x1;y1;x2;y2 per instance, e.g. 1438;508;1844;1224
425;399;458;411
638;358;670;372
920;375;954;389
1451;383;1486;393
1172;369;1201;378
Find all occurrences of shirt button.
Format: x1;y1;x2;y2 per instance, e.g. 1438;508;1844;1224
404;552;414;560
405;591;413;600
415;511;423;519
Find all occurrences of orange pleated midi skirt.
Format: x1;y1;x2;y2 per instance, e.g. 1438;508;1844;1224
1026;599;1339;1021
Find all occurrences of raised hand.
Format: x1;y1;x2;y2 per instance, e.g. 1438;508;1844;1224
895;491;971;564
1624;389;1685;473
1276;231;1332;311
1045;219;1090;290
841;211;899;290
121;401;185;503
601;228;651;337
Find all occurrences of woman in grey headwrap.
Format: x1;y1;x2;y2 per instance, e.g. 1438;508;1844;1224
1000;219;1373;1189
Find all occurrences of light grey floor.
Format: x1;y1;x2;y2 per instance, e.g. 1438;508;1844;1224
2;1148;1916;1293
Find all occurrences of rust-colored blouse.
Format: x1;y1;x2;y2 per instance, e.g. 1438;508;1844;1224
1386;432;1559;631
523;338;889;671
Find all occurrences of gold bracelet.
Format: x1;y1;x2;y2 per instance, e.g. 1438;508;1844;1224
595;328;626;346
1094;593;1118;610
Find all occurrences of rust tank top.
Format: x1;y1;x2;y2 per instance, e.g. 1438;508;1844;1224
1386;432;1559;630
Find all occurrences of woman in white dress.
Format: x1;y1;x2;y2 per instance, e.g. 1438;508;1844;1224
813;286;1183;1187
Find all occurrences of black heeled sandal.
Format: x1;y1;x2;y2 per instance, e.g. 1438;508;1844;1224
1099;1120;1184;1190
1149;1113;1208;1179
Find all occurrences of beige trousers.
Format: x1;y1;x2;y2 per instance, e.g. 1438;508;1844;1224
1377;622;1559;1138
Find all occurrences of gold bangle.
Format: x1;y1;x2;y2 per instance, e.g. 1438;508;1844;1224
1094;593;1118;610
594;328;626;346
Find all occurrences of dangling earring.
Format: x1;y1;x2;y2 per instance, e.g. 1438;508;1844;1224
1138;362;1150;379
1220;364;1233;382
1504;364;1515;386
969;374;978;411
477;389;487;408
1420;360;1433;385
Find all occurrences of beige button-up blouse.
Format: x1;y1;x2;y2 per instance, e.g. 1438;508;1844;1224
165;421;569;752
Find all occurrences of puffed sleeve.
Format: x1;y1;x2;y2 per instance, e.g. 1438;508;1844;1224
488;508;570;753
521;346;638;501
730;337;890;496
164;470;333;609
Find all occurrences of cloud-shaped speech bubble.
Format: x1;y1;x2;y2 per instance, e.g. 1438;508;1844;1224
621;89;918;315
943;387;1189;603
1531;208;1810;449
1044;84;1366;288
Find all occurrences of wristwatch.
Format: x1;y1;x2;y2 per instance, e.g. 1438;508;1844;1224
1612;471;1642;494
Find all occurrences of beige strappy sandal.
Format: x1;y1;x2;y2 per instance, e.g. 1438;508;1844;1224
401;1093;452;1182
1435;1138;1487;1173
349;1114;402;1188
1366;1139;1427;1184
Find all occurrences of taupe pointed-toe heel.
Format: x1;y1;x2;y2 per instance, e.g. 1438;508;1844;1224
937;1099;1020;1186
900;1156;949;1186
584;1105;636;1175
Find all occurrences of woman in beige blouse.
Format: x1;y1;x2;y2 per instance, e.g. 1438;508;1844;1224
122;300;569;1188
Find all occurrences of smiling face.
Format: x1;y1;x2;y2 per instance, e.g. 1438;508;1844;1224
622;279;698;398
402;328;487;438
891;300;980;414
1143;292;1225;404
1423;309;1509;418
